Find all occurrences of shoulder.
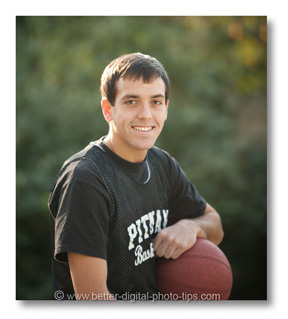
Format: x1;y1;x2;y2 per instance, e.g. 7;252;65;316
64;157;101;185
49;146;107;200
149;146;172;162
148;146;178;172
52;158;99;194
56;142;107;187
149;147;190;190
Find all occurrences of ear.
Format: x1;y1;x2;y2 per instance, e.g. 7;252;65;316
164;99;169;121
101;98;113;123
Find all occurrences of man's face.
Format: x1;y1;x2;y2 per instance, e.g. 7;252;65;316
102;77;168;162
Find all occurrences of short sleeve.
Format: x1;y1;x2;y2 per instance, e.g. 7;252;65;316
167;156;206;225
50;159;110;263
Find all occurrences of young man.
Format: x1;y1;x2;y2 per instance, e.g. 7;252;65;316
48;53;224;300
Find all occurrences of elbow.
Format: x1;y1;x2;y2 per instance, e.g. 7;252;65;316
204;205;224;246
211;213;224;246
214;215;224;245
215;228;224;246
209;229;224;246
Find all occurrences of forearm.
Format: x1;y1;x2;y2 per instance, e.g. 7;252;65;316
68;252;116;301
154;203;224;259
188;208;224;245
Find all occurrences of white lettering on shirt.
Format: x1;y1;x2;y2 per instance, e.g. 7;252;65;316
127;209;169;266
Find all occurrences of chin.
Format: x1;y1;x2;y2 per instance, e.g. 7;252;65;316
133;141;155;152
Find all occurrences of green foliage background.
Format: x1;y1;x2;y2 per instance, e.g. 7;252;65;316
16;16;267;300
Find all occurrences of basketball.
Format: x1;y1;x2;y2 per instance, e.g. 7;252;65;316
156;238;233;300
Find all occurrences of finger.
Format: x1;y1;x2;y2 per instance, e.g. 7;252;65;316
170;236;198;259
153;233;162;252
153;229;170;252
162;244;178;259
170;246;186;259
154;237;173;258
154;236;179;259
154;240;169;258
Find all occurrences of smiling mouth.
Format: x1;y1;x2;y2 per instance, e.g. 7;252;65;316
132;126;155;132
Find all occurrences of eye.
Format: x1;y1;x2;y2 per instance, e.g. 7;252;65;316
125;100;137;105
152;100;163;106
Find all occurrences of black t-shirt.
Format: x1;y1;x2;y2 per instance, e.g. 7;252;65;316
48;138;206;299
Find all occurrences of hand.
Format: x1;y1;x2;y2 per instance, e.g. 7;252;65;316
153;219;206;259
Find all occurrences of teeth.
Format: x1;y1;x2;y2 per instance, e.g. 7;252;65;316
133;126;153;132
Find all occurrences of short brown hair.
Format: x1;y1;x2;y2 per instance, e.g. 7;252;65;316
100;53;170;106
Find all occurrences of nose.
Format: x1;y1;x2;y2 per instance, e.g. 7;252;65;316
138;103;152;120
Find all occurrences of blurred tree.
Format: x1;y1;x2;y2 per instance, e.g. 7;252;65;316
16;16;266;300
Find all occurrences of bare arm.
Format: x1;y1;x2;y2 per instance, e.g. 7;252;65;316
68;252;115;300
153;203;224;259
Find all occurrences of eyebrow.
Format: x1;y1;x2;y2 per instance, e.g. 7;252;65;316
151;94;165;99
120;94;165;101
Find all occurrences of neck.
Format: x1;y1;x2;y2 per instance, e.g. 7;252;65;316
103;134;147;163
